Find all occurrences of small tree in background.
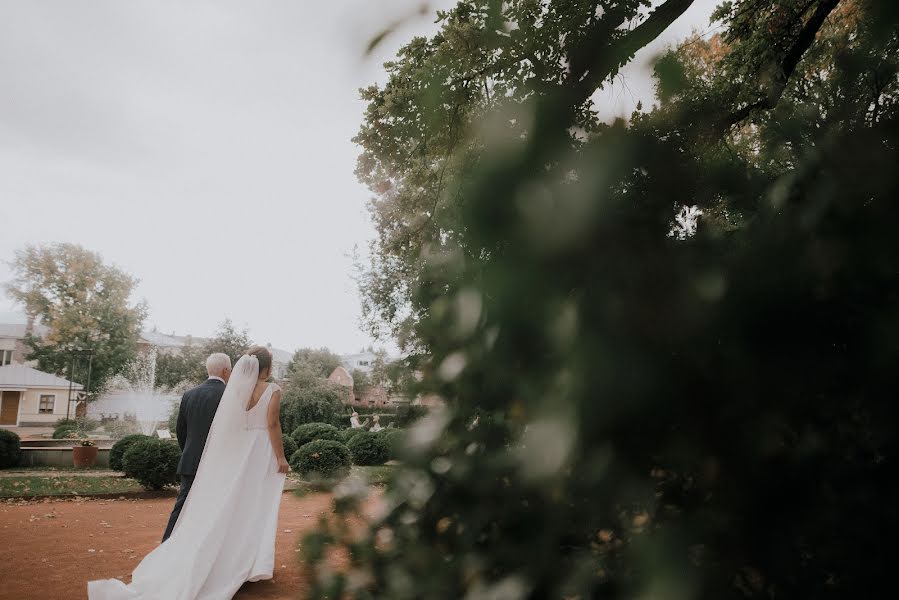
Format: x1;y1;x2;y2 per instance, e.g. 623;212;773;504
287;347;341;382
200;318;250;368
153;319;250;388
153;345;205;390
280;378;347;432
4;243;146;394
350;369;371;394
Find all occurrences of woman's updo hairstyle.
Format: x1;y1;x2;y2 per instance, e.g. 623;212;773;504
247;345;273;375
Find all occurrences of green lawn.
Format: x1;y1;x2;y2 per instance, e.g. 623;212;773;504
0;474;143;498
351;465;395;485
1;465;111;473
289;464;397;496
1;465;398;499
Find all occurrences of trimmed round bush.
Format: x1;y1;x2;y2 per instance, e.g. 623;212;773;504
383;429;406;461
0;429;22;469
339;428;364;445
290;422;340;448
52;423;79;439
289;439;351;482
122;438;181;490
347;431;389;466
109;434;151;472
282;434;298;461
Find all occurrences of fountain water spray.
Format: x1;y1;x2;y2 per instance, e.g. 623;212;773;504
89;348;179;436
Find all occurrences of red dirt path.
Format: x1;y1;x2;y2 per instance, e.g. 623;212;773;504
0;492;338;600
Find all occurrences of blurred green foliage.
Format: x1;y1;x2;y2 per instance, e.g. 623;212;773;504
309;0;898;598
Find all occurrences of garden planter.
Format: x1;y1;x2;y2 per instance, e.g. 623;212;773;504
72;445;99;468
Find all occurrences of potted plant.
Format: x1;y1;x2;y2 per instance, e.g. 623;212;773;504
72;435;99;468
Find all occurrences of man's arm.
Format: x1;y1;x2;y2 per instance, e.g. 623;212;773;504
176;393;188;450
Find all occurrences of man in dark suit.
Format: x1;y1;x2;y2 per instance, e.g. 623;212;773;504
161;352;232;542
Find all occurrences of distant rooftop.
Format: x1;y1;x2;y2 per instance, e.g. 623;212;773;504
0;364;83;390
139;330;209;348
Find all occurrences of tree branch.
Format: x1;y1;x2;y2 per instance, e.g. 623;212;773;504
724;0;842;128
569;0;697;107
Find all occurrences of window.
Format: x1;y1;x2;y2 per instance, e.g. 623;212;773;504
0;350;12;366
359;361;370;367
38;395;55;414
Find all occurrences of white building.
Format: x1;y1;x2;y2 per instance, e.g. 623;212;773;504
340;350;402;374
0;364;83;426
267;345;292;380
0;319;49;367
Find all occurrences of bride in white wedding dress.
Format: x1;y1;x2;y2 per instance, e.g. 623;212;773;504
88;347;290;600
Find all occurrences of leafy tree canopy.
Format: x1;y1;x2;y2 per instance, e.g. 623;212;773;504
153;319;250;389
308;1;899;598
4;243;146;394
287;347;342;382
354;0;698;350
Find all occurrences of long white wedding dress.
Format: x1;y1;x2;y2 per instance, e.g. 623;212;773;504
88;355;286;600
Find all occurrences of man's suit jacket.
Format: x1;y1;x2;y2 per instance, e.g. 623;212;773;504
176;378;226;476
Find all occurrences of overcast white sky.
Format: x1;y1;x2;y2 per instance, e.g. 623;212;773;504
0;0;719;355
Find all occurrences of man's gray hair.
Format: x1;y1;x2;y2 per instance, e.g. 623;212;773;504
206;353;232;376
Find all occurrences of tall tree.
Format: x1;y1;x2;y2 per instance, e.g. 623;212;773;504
307;1;899;598
4;243;147;394
354;0;696;350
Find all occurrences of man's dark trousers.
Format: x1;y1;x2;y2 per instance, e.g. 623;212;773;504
162;475;195;541
161;377;225;542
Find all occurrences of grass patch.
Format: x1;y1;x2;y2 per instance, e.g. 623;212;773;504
352;465;395;485
0;475;143;498
1;466;111;473
289;464;397;498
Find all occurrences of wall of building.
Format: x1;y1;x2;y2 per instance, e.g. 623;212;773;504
14;387;73;426
0;337;30;366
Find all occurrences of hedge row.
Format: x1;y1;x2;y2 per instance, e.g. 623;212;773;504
105;422;409;490
286;422;408;481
